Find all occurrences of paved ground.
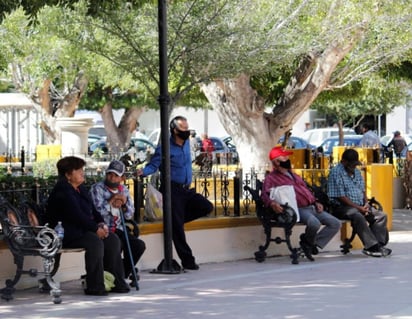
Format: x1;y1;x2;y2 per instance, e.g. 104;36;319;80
1;209;412;319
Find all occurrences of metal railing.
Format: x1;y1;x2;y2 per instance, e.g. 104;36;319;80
0;167;270;238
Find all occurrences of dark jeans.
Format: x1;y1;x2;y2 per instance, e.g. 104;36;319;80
168;183;213;266
115;229;146;278
65;231;128;291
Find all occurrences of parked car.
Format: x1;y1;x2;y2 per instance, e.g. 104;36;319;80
221;136;239;163
147;128;161;146
317;135;363;156
195;136;238;164
89;125;106;137
88;137;155;163
278;136;315;149
300;127;356;147
88;134;103;148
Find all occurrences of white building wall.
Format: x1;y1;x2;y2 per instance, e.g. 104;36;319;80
386;104;412;136
138;107;229;137
77;107;230;138
0;108;42;158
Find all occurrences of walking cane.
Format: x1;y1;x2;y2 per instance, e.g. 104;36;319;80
119;209;139;290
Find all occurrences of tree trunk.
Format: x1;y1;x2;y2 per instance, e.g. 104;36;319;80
32;72;88;144
100;103;145;154
201;42;355;173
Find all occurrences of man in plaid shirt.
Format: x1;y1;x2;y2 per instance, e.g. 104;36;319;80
91;160;146;286
327;149;391;257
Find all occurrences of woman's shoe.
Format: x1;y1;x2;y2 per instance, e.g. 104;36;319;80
110;286;130;293
84;289;108;296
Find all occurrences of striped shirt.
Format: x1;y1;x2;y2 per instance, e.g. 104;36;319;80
261;169;315;208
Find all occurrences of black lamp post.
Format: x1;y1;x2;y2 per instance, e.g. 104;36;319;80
151;0;181;274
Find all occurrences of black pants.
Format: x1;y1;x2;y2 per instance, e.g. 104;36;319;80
333;205;389;249
169;184;213;266
65;231;128;291
115;229;146;278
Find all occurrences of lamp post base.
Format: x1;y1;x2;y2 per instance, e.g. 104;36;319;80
150;259;183;274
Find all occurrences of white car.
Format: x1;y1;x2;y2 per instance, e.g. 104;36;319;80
300;127;356;147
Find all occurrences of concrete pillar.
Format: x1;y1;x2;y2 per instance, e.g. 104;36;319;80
56;117;94;157
365;163;393;230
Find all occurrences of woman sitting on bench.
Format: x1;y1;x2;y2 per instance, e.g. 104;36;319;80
46;156;130;296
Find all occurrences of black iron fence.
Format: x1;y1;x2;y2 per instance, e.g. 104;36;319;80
126;168;266;222
0;167;273;237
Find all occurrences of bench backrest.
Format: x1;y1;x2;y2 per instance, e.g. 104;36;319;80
244;179;297;228
0;195;61;257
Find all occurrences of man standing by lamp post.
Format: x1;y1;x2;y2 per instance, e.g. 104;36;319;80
137;116;213;270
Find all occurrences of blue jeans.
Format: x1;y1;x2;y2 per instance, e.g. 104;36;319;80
298;205;341;249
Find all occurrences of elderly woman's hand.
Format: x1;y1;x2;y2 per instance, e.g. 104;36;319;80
96;223;109;239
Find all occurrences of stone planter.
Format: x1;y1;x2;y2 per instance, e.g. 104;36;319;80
393;176;406;209
56;117;94;157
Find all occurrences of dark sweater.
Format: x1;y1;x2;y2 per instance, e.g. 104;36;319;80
47;179;103;246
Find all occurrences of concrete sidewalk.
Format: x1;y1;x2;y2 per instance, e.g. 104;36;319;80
1;209;412;319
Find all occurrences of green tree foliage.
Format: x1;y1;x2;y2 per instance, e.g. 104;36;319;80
0;0;147;22
1;0;412;169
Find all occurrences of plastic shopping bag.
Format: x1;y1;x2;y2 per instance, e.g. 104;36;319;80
269;185;300;222
144;183;163;221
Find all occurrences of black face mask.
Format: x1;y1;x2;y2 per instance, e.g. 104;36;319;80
176;129;190;140
279;159;292;169
104;179;120;189
344;163;357;174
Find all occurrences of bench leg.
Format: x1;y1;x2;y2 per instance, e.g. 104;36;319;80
42;257;62;304
254;223;271;262
255;222;300;264
283;227;299;265
340;222;356;254
0;253;25;301
38;253;61;292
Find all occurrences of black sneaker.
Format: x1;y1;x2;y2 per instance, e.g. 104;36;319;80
362;244;392;257
128;272;140;282
312;245;319;255
380;247;392;257
300;234;315;261
362;246;392;257
110;286;130;293
362;248;382;257
182;262;200;270
84;289;108;296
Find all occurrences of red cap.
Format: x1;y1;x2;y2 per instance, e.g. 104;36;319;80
269;146;293;161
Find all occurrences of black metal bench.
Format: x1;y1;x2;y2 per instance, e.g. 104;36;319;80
245;178;383;263
0;196;83;304
244;180;300;264
244;181;356;264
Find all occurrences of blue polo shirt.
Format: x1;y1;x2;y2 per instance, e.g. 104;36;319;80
142;136;192;185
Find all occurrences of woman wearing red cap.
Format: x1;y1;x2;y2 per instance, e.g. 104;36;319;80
261;146;341;261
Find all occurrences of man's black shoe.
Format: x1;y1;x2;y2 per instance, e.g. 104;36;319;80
84;289;108;296
300;234;315;261
312;245;319;255
110;286;130;293
129;272;140;282
182;263;200;270
362;246;392;258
